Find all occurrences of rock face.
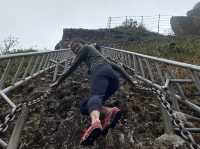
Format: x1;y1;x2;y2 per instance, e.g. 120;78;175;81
54;29;108;49
54;27;164;50
187;2;200;17
62;29;106;42
170;2;200;35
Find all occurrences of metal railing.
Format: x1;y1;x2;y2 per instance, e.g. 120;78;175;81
0;49;72;104
0;49;74;148
102;47;200;148
1;46;200;148
107;15;173;35
7;106;28;149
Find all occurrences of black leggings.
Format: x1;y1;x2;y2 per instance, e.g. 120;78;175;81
80;64;119;115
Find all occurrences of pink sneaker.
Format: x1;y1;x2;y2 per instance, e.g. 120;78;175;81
102;107;121;135
80;120;102;145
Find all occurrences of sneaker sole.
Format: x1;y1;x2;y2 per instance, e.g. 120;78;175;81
80;128;102;146
102;111;121;135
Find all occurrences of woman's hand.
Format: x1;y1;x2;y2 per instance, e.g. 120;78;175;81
129;79;136;87
50;81;59;89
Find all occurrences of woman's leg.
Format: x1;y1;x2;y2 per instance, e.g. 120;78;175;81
101;74;119;114
88;76;109;123
101;106;113;114
80;72;110;145
80;66;120;145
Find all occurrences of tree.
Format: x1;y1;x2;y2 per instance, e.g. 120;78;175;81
0;36;19;55
122;18;138;28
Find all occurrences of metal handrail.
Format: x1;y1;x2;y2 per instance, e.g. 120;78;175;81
103;47;200;71
0;49;72;93
0;49;74;148
0;49;67;60
101;46;200;143
0;49;73;130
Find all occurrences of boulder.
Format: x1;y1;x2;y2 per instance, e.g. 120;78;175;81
170;16;200;35
170;2;200;35
187;2;200;17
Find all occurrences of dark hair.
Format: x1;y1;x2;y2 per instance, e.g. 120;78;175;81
71;39;86;45
95;44;101;51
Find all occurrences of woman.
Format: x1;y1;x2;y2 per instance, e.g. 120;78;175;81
50;40;135;145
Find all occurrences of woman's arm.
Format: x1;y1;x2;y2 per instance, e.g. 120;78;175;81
56;55;82;84
55;48;87;86
96;51;135;86
109;61;135;86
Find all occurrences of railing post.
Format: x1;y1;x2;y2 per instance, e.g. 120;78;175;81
144;59;155;82
12;57;25;85
161;106;173;134
125;16;128;27
37;55;45;72
30;56;40;75
23;57;33;79
7;106;28;149
133;55;139;74
141;16;144;25
0;59;12;89
138;57;145;78
191;70;200;92
107;16;112;30
166;68;181;111
53;62;59;82
43;54;50;69
158;14;161;33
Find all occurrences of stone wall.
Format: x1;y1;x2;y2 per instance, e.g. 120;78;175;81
54;29;107;49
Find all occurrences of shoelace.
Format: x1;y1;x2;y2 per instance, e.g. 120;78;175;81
81;128;88;138
102;112;112;128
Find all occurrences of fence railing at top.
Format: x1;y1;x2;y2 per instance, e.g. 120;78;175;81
101;46;200;147
107;15;174;35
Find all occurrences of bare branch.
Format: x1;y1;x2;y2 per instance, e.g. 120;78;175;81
1;36;19;55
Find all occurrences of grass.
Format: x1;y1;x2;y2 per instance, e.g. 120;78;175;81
102;26;200;65
123;36;200;65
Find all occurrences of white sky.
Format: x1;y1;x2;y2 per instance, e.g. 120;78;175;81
0;0;199;49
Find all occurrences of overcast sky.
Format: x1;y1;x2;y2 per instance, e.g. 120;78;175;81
0;0;199;50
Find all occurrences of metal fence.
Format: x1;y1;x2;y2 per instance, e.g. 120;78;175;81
102;47;200;148
107;15;173;35
0;49;73;148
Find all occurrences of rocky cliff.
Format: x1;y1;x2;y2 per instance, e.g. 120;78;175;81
55;27;163;50
171;2;200;36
